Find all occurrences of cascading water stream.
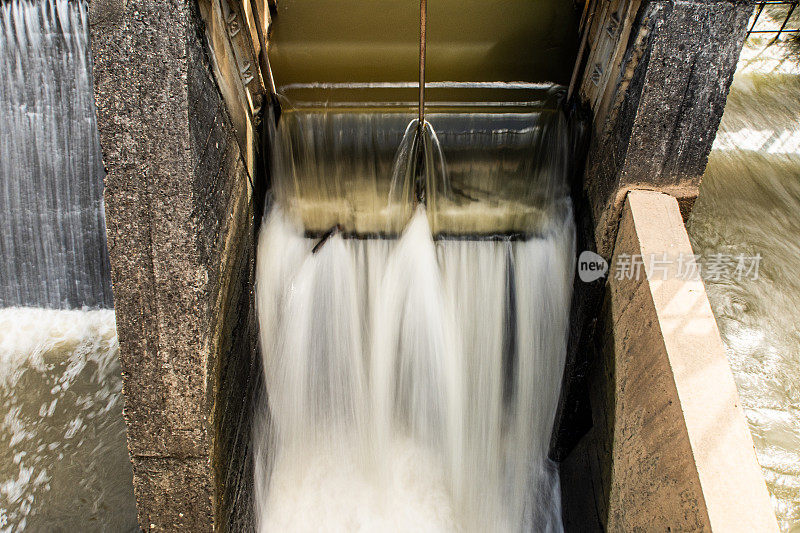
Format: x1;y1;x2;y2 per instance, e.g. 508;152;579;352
0;1;136;529
0;0;112;308
255;100;577;531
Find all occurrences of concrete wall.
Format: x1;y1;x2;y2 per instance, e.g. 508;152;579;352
560;191;777;531
577;0;752;257
89;0;264;529
552;0;754;463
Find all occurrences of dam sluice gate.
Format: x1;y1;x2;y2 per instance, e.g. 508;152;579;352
75;0;791;530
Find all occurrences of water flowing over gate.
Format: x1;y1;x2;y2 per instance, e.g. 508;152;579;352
0;0;112;309
253;105;578;532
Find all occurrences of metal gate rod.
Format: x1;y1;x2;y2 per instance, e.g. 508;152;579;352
419;0;427;128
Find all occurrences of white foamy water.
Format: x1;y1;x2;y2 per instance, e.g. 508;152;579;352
0;308;138;531
254;205;575;532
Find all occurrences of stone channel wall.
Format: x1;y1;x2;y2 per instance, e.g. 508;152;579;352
552;0;754;467
89;0;265;529
577;0;753;257
560;191;778;532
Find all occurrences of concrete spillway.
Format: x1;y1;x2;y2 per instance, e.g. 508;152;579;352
78;0;785;531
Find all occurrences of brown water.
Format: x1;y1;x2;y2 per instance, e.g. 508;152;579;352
0;308;138;531
687;27;800;532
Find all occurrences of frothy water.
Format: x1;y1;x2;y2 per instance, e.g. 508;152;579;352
255;200;575;531
0;0;113;309
0;308;137;531
688;31;800;532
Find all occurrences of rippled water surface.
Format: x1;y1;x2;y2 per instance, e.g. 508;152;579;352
688;31;800;532
0;309;138;531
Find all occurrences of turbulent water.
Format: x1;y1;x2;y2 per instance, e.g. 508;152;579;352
0;0;137;530
269;96;573;237
688;30;800;532
0;0;112;309
0;309;138;531
255;104;576;531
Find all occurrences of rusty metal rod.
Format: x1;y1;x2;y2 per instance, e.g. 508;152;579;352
419;0;427;128
767;2;797;46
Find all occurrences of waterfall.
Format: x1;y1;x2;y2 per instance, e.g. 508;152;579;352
0;0;112;309
0;1;136;529
255;104;576;531
255;205;574;531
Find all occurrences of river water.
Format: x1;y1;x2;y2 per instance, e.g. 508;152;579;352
0;309;138;531
687;26;800;532
0;0;137;530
